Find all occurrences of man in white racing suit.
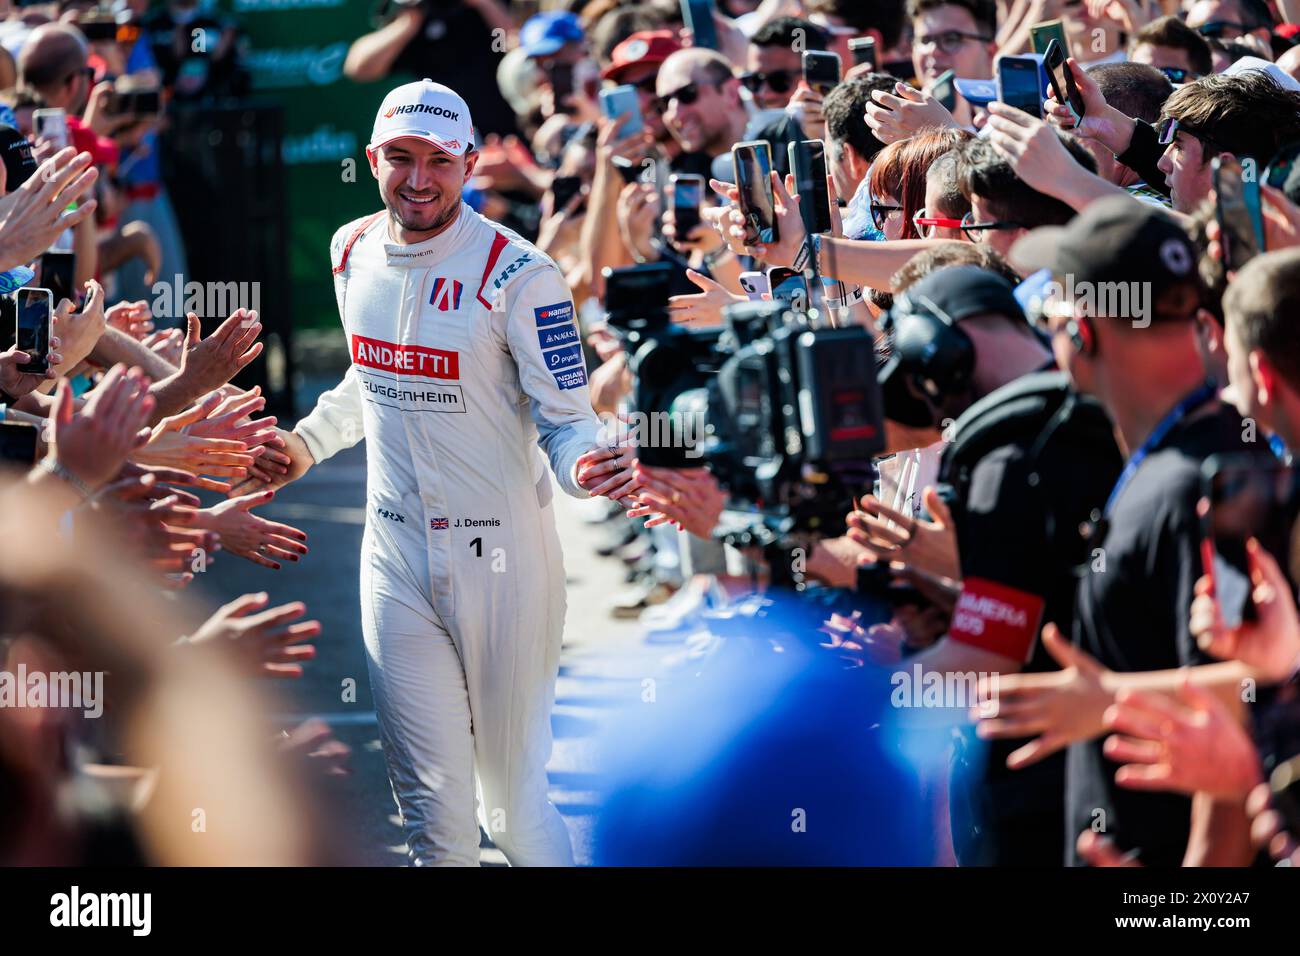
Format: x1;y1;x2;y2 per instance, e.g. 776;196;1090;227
237;80;636;865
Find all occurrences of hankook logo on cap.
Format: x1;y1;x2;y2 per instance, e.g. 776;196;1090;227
383;103;461;120
1159;238;1192;275
623;39;649;60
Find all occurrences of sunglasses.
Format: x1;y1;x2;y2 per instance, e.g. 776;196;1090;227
871;201;903;232
1158;66;1197;84
739;69;797;96
1157;116;1226;155
1195;19;1249;39
654;82;700;113
960;211;1023;241
913;208;964;236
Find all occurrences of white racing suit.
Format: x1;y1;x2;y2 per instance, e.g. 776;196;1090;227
297;204;600;866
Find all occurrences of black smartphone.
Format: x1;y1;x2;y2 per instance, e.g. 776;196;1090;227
0;421;37;464
1043;39;1084;122
1214;156;1266;272
802;50;842;95
1200;455;1300;629
681;0;719;51
550;174;583;212
13;287;52;375
0;125;36;194
670;173;704;237
39;251;76;310
848;36;877;71
788;139;832;236
732;140;778;246
931;69;957;112
124;88;161;118
546;60;575;103
997;54;1044;119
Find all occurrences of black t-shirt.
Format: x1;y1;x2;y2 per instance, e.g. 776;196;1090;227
392;5;516;138
1066;399;1267;866
940;372;1122;865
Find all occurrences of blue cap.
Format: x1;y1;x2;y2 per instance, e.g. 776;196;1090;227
954;77;997;106
520;11;584;58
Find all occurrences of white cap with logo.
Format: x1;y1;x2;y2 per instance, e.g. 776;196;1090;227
368;79;474;157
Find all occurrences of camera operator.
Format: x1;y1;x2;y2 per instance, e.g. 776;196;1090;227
343;0;516;136
857;264;1123;864
1009;196;1274;865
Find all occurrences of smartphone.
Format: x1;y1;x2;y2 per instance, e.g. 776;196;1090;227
738;271;770;300
1200;456;1300;629
119;88;162;119
550;175;583;212
13;287;52;375
767;267;808;312
0;124;36;194
732;141;778;246
0;422;37;464
39;251;76;309
788;139;832;236
802;50;842;96
931;69;957;113
681;0;719;51
670;173;704;237
1214;157;1266;272
598;84;644;138
997;54;1046;119
1029;18;1068;57
848;36;878;71
1043;39;1085;122
546;60;575;104
32;108;68;150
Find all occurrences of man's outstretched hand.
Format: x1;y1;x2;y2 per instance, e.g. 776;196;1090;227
229;427;315;497
575;443;640;502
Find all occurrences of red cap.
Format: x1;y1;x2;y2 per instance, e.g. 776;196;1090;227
601;30;683;82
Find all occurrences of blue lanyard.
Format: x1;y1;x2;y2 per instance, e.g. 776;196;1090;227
1104;381;1217;517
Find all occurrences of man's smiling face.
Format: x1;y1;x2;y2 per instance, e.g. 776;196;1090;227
371;138;477;238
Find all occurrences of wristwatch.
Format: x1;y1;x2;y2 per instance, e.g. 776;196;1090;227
702;244;731;269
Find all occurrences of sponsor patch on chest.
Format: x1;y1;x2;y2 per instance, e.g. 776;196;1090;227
351;333;466;413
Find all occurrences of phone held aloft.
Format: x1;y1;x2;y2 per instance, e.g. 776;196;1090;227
5;287;53;375
732;141;779;246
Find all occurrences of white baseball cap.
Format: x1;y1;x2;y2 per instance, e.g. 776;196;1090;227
368;79;474;157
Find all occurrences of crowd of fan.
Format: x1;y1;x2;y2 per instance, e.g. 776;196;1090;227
6;0;1300;867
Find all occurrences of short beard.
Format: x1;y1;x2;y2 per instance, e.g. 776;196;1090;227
386;193;461;236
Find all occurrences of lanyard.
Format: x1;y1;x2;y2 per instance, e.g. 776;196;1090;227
1104;381;1217;517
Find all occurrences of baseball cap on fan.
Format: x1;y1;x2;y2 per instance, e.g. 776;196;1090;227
368;79;474;157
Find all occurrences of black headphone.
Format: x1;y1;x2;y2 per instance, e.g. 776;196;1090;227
880;291;978;430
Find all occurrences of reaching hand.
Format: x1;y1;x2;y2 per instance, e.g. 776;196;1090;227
709;171;806;267
228;427;315;496
134;392;258;484
1189;537;1300;683
0;147;99;271
106;299;156;341
187;591;321;678
1103;680;1263;799
985;102;1087;199
845;486;960;582
173;309;264;397
277;718;352;776
667;269;744;327
865;82;960;145
193;488;309;570
973;623;1114;769
1042;56;1134;155
624;464;726;537
48;367;155;491
51;280;107;374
